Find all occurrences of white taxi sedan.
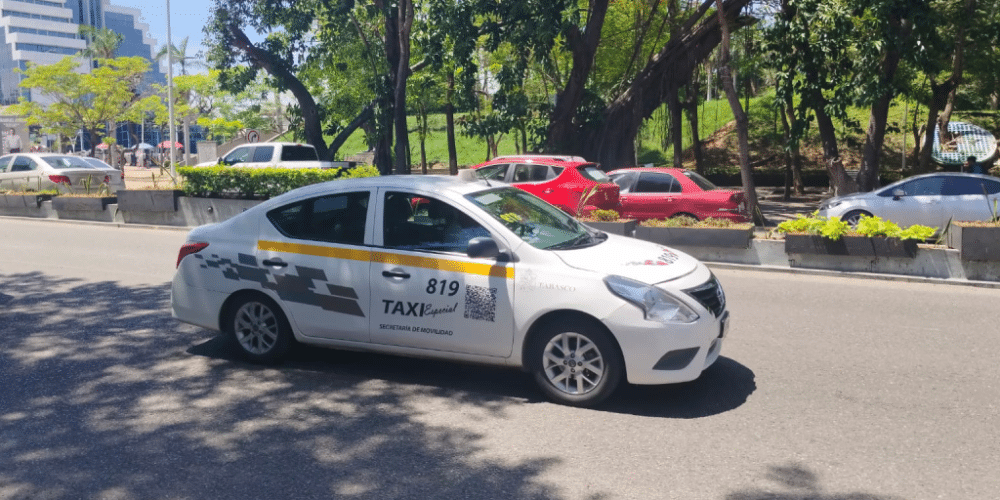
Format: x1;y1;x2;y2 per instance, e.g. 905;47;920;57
171;175;730;407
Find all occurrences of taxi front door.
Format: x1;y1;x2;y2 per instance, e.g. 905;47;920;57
369;189;515;358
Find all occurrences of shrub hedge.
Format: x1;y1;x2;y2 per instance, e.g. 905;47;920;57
176;165;380;199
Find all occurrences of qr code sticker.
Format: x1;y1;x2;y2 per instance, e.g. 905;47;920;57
464;285;497;322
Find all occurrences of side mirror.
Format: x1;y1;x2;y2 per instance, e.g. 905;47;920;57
892;189;904;200
467;237;500;259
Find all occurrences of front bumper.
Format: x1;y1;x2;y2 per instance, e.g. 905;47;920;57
605;304;728;385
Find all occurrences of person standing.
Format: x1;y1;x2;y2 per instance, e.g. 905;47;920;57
964;156;987;175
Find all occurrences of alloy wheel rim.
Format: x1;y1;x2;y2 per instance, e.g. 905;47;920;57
541;332;605;395
234;302;279;355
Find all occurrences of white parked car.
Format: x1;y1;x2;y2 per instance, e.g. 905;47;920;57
171;175;730;407
0;153;126;194
818;173;1000;228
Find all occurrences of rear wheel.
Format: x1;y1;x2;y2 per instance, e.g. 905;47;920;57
671;212;700;222
529;319;623;407
842;210;871;227
225;294;293;364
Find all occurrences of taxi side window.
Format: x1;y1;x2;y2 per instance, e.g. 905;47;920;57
267;192;369;245
382;192;490;253
0;156;11;173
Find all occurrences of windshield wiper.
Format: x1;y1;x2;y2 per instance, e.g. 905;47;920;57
548;228;605;250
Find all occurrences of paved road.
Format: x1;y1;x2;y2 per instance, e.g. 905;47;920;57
1;219;997;500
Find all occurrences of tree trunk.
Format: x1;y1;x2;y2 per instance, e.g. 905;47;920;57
812;98;857;195
227;24;328;160
419;104;427;175
391;0;414;175
445;72;458;175
857;16;909;192
545;0;611;154
683;83;704;173
576;0;752;170
668;88;683;168
714;0;763;226
918;81;952;172
938;0;976;145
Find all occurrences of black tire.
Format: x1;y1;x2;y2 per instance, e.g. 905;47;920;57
224;293;293;364
528;319;623;407
842;210;871;227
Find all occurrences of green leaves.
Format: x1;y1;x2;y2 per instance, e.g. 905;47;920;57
176;166;380;199
778;212;936;241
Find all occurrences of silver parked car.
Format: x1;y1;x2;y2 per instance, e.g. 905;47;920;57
0;153;126;194
818;173;1000;228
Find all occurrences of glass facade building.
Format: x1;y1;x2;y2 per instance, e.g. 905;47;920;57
0;0;165;105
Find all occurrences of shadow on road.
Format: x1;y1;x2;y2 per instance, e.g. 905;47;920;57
0;272;563;500
726;463;906;500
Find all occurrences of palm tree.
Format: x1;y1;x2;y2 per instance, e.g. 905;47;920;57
155;37;203;76
78;25;122;63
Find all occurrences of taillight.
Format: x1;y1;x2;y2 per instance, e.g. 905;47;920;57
48;175;71;185
177;242;209;268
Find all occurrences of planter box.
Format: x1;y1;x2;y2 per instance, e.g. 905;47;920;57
52;196;117;212
583;220;637;236
784;234;918;258
635;225;753;248
785;234;873;256
0;193;52;209
871;237;919;258
116;189;183;212
947;224;1000;261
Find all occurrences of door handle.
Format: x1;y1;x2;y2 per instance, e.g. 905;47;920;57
382;270;411;279
262;259;288;268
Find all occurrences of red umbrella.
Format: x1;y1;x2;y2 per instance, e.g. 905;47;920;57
95;142;110;149
158;141;183;148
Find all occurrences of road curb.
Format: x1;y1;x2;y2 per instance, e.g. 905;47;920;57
704;262;1000;289
4;215;997;289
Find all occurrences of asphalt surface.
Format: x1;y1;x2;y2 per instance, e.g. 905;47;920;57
1;219;998;500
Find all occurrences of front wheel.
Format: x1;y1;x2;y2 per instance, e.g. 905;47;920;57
842;210;871;227
529;320;623;407
225;294;293;364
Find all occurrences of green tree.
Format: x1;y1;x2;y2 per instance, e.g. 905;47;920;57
78;25;122;62
12;56;159;155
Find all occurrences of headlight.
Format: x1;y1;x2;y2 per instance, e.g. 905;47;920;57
818;198;846;211
604;275;699;324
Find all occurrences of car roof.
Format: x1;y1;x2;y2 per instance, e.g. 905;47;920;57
474;157;595;168
267;174;496;203
608;167;688;175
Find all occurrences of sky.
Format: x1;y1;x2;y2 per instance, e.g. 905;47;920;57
127;0;214;68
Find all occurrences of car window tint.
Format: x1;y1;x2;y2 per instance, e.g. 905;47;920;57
0;156;11;173
682;170;718;191
513;164;550;182
895;177;945;196
251;146;274;163
580;166;611;182
224;147;251;164
10;157;35;172
634;172;680;193
280;146;319;161
942;176;1000;196
610;172;637;193
267;192;369;245
383;192;490;253
476;164;508;181
40;155;95;169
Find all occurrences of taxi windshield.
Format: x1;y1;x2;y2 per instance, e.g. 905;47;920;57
467;188;604;250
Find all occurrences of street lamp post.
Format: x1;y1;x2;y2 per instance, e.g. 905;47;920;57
166;0;177;178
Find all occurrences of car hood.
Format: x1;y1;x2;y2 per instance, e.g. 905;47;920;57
553;233;701;284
